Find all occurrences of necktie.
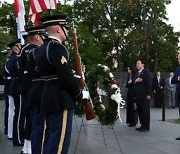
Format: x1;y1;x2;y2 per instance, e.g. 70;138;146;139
169;78;172;87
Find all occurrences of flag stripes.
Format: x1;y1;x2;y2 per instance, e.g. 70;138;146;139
29;0;57;26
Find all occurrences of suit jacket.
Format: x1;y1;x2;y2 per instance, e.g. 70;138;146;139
166;77;176;91
152;76;165;92
172;66;180;91
134;69;152;99
172;66;180;104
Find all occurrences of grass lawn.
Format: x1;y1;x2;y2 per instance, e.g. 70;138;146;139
175;119;180;124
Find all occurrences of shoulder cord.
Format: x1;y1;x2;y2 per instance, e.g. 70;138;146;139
17;44;29;57
4;59;9;74
46;41;53;65
46;40;70;65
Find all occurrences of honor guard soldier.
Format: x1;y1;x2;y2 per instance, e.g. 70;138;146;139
20;26;47;154
2;47;14;140
35;14;83;154
1;47;12;135
7;39;25;146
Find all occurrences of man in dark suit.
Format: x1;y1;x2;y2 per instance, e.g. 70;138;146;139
134;59;152;132
152;71;165;108
171;54;180;140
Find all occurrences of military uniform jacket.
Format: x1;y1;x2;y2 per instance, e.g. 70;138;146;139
7;52;22;96
3;59;11;95
26;45;44;108
18;44;38;95
35;38;82;113
134;69;152;99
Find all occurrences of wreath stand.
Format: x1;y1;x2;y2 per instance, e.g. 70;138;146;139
73;114;123;154
73;64;125;153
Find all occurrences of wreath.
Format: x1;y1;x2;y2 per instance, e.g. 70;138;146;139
74;64;125;125
87;64;125;126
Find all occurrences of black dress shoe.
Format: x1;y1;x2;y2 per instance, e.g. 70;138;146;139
8;137;12;140
172;106;175;109
135;126;142;130
4;130;7;135
139;128;150;132
127;124;136;127
175;137;180;140
13;143;23;146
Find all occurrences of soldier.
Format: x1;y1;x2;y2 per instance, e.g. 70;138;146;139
7;39;24;146
18;26;46;154
1;47;12;135
35;14;83;154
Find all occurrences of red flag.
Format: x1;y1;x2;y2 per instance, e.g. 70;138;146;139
29;0;57;26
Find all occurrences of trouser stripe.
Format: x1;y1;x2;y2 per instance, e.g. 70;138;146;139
17;95;22;144
57;109;68;154
41;120;46;154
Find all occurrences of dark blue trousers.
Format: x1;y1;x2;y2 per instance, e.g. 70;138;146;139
43;110;73;154
12;95;25;145
31;107;45;154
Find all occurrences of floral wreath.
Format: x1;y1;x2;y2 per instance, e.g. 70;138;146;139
86;64;125;126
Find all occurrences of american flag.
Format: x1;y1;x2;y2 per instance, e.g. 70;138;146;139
29;0;57;26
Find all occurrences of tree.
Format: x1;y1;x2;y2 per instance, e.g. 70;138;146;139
73;0;179;72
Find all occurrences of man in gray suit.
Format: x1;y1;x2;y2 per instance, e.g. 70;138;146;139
166;72;176;109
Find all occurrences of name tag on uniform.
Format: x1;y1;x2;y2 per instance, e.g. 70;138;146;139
61;56;67;64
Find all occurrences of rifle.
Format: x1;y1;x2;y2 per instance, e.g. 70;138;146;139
72;22;96;120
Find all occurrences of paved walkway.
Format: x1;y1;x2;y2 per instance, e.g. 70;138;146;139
0;100;180;154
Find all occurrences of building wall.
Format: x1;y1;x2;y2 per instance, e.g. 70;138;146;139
113;72;173;108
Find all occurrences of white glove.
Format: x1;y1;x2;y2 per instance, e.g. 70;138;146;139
82;90;90;99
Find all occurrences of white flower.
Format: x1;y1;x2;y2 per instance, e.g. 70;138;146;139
98;64;103;67
111;84;118;89
103;65;109;72
109;72;114;78
100;104;105;110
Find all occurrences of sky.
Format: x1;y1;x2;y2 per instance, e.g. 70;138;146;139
1;0;180;32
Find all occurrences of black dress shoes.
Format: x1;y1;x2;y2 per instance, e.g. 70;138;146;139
139;128;150;132
13;143;23;146
127;124;136;127
135;126;142;130
175;137;180;140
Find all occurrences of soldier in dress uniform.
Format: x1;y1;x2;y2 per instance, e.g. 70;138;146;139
7;39;25;146
2;47;15;140
18;26;46;154
1;47;11;135
35;14;83;154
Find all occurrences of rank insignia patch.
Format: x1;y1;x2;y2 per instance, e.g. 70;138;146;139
61;56;67;64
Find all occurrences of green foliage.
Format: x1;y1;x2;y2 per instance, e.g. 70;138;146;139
0;0;179;82
87;65;118;126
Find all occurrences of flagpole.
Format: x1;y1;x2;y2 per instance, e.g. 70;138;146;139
48;0;52;15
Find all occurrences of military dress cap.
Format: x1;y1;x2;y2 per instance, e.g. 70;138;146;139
25;26;47;36
1;47;10;54
7;39;21;48
1;49;8;54
21;31;28;39
41;14;69;29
